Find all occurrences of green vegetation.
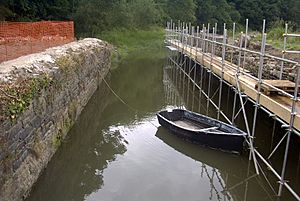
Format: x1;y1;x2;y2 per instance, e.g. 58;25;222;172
0;0;299;59
247;20;300;50
100;27;165;60
1;0;299;35
53;132;63;148
266;21;300;50
0;74;51;122
196;0;241;28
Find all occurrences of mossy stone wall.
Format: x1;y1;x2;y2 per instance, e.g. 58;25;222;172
0;38;112;201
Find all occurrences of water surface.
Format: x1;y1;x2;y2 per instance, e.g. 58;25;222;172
26;50;281;201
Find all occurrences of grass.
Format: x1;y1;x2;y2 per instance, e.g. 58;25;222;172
248;22;300;50
98;27;165;63
250;32;300;50
227;20;300;51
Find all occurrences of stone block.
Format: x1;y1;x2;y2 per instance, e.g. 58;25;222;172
13;150;28;172
7;122;23;141
18;126;33;141
0;150;7;161
25;133;35;145
8;141;19;153
29;116;42;128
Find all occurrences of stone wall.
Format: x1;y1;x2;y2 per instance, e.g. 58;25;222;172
0;38;112;201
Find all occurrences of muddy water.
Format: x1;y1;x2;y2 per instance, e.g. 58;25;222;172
26;50;291;201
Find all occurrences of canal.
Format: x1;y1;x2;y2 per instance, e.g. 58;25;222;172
26;48;287;201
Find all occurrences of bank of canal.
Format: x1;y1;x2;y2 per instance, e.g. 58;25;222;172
26;48;279;201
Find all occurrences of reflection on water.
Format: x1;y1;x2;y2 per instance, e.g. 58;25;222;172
26;50;280;201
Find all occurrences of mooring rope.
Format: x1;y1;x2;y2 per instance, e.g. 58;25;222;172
102;78;136;112
102;78;159;128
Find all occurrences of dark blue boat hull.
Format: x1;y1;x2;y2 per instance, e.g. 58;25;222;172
157;109;246;153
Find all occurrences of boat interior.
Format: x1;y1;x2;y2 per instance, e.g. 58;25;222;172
160;110;224;132
159;109;245;134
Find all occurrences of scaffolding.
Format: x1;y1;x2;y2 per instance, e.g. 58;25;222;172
165;19;300;200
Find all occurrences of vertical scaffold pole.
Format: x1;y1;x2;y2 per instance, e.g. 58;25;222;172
171;22;174;82
237;33;243;73
250;34;266;161
199;26;205;112
182;23;189;101
172;25;177;83
166;21;170;44
178;23;183;108
170;21;172;44
175;23;180;97
166;22;169;64
187;25;194;105
217;24;227;120
192;26;199;111
242;19;249;72
206;23;210;54
177;23;181;89
231;31;242;125
206;26;214;115
214;23;218;39
180;22;186;97
234;30;259;175
231;22;236;63
202;25;206;64
173;22;176;42
170;19;173;35
280;23;288;80
278;63;300;196
201;24;205;53
251;20;266;148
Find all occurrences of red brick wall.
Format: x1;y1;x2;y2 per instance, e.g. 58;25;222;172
0;21;74;63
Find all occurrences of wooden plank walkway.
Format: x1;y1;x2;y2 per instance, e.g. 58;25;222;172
169;40;300;132
257;80;300;95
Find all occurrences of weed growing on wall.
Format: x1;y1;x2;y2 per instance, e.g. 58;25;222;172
0;74;52;123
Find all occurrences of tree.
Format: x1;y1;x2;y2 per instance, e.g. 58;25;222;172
282;0;300;29
129;0;161;27
196;0;240;30
47;0;72;20
165;0;196;23
229;0;283;30
1;0;299;33
0;5;14;20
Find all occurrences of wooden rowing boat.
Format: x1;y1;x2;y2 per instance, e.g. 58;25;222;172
157;109;247;153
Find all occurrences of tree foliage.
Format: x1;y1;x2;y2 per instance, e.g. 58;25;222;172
165;0;196;23
196;0;240;29
0;0;299;34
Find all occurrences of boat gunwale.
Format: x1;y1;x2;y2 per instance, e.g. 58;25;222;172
157;109;247;137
